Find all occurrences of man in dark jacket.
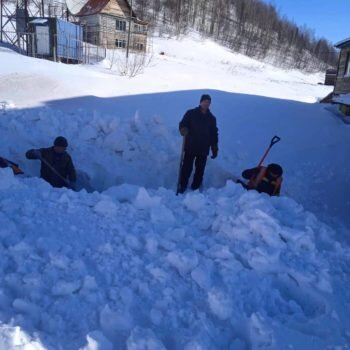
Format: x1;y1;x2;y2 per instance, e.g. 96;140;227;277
178;94;219;193
238;163;283;196
26;136;76;189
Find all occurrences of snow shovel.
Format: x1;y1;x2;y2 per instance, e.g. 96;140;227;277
176;136;186;196
246;135;281;187
256;135;281;168
3;158;24;175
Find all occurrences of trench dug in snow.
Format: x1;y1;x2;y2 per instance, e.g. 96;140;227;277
11;109;232;193
0;108;349;349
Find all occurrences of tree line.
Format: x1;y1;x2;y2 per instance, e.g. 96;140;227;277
133;0;338;72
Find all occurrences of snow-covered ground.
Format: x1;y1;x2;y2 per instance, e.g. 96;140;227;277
333;92;350;105
1;35;350;349
0;36;330;108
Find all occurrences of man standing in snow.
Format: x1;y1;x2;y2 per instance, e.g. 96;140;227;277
26;136;76;189
178;94;219;193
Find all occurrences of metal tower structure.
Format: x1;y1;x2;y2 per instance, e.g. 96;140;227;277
1;0;46;47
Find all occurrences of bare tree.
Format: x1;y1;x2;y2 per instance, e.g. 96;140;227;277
131;0;338;71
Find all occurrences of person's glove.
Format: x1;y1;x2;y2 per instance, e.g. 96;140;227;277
179;127;189;137
211;145;218;159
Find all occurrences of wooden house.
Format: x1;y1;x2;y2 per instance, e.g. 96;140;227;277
333;38;350;115
73;0;148;51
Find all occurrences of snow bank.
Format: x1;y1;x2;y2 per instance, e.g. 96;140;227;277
0;33;349;350
333;93;350;106
0;108;179;192
0;168;348;349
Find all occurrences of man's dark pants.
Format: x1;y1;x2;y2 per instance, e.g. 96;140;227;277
180;153;207;190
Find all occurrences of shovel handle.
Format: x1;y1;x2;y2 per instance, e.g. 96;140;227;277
270;136;281;147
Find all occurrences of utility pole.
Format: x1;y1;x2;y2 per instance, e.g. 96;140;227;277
126;0;133;59
0;0;3;43
41;0;44;17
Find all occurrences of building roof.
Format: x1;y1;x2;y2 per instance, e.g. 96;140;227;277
335;37;350;49
72;0;144;21
74;0;110;16
29;19;48;24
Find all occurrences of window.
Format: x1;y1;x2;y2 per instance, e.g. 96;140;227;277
116;20;126;32
136;42;144;51
115;39;126;48
345;52;350;77
134;24;147;33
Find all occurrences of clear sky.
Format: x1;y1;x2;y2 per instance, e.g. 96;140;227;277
262;0;349;44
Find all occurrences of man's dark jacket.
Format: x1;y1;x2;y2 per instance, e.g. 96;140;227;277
179;107;218;156
26;147;76;188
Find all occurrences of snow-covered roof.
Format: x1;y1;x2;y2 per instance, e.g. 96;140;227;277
29;19;48;24
73;0;110;16
333;93;350;105
70;0;139;20
335;37;350;48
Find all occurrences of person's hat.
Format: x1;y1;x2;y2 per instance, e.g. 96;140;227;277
200;94;211;103
54;136;68;148
267;163;283;176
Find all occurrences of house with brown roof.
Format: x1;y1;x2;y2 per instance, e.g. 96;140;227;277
333;37;350;115
71;0;148;51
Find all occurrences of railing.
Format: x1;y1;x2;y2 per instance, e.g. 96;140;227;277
82;42;107;64
0;30;106;64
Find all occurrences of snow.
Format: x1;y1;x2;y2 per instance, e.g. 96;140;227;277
333;93;350;105
0;34;350;349
0;35;331;108
0;169;349;349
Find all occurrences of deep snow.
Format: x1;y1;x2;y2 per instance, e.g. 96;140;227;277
0;34;350;349
0;169;349;349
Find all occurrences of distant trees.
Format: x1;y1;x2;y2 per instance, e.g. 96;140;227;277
133;0;338;71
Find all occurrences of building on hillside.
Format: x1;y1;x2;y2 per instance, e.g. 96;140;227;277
27;18;83;63
72;0;148;51
333;37;350;116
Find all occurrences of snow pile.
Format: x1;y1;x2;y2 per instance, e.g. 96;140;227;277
0;108;179;191
1;86;349;229
333;93;350;106
0;169;349;349
1;33;349;350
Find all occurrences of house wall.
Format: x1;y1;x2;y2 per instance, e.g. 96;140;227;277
334;47;350;95
79;0;148;51
102;0;130;17
81;15;101;45
82;14;147;50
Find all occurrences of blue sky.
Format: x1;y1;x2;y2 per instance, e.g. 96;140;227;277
262;0;349;44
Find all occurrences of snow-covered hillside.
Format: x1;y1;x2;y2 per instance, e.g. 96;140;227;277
0;36;350;349
0;35;330;108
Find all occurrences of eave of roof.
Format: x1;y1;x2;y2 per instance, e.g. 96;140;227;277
335;37;350;49
74;0;110;17
73;0;148;24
